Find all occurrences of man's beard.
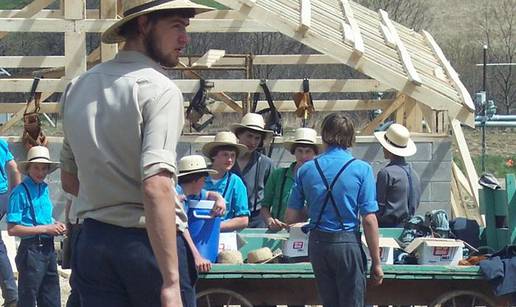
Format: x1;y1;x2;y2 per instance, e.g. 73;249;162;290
144;30;178;67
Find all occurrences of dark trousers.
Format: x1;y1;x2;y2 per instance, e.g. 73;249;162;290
0;233;17;304
65;223;82;307
74;218;197;307
308;230;367;307
248;211;266;228
15;237;60;307
178;232;198;307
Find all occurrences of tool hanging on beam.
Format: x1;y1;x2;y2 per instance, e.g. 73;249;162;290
251;79;283;136
293;78;315;127
22;76;48;150
186;79;215;132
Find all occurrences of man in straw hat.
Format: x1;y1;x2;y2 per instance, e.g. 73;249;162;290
374;123;421;228
231;113;275;228
59;1;214;306
175;155;225;306
7;146;65;307
286;114;383;306
202;131;250;231
0;139;20;307
261;127;322;231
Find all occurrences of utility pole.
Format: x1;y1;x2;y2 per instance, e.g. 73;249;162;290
481;44;488;173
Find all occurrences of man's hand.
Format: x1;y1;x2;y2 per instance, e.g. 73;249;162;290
267;218;287;231
45;222;67;236
161;284;183;307
207;192;226;217
369;263;384;286
194;255;212;273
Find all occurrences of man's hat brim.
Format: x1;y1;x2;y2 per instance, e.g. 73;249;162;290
374;131;417;157
202;142;248;157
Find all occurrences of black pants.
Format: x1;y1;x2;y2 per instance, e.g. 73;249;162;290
308;230;367;307
15;237;60;307
74;219;197;307
65;223;82;307
0;233;17;305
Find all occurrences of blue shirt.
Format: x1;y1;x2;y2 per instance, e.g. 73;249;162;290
204;172;249;220
175;185;208;211
288;147;378;232
0;139;14;194
7;177;55;237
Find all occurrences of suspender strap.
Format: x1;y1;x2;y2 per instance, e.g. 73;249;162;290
275;167;289;218
252;155;261;213
222;173;232;198
21;183;38;226
396;164;415;216
313;158;356;230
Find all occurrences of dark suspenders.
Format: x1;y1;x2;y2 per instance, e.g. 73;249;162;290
313;158;356;230
221;173;232;198
396;164;415;216
21;182;44;246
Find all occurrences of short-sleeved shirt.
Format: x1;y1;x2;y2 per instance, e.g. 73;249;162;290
204;172;249;220
288;146;378;232
0;139;14;194
376;159;421;226
7;176;54;238
262;163;295;220
232;151;274;213
60;50;184;228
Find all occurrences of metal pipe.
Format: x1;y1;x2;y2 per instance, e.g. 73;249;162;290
475;121;516;127
481;45;488;172
475;115;516;121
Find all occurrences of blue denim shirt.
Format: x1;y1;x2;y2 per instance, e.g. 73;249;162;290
204;172;249;220
288;146;378;232
0;139;14;194
7;176;54;237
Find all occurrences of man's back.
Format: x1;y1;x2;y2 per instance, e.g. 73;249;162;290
61;50;184;228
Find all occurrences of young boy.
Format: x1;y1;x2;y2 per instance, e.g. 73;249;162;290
202;131;249;232
7;146;65;307
176;155;226;307
374;123;421;227
231;113;275;228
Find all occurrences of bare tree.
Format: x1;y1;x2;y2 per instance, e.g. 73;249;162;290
480;0;516;114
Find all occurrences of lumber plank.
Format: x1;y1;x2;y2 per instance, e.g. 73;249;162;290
100;0;118;61
360;94;406;135
339;0;364;55
298;0;311;35
0;0;55;39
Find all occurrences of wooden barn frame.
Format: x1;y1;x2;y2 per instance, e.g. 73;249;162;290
0;0;481;222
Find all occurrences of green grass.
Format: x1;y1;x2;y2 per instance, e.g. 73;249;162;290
454;154;516;178
0;0;32;9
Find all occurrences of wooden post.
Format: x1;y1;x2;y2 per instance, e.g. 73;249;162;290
360;94;405;135
404;97;423;132
64;0;86;80
100;0;118;62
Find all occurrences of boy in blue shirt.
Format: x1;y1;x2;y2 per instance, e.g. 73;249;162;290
176;155;225;307
202;131;249;232
7;146;65;307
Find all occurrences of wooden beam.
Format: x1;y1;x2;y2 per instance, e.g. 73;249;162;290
450;118;480;209
360;94;406;135
0;9;99;18
379;9;422;86
64;0;85;20
100;0;118;61
0;79;393;94
404;97;423;132
0;56;65;68
191;49;226;68
64;32;87;79
339;0;364;55
422;30;475;113
452;161;485;226
298;0;311;35
0;103;59;113
0;0;55;39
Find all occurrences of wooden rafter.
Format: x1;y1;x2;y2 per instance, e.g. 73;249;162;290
359;94;406;135
191;49;226;68
298;0;311;36
0;0;55;40
338;0;364;55
379;9;422;86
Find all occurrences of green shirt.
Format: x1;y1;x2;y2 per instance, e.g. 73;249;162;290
262;163;296;220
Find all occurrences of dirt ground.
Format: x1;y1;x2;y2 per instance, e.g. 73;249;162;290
458;127;516;157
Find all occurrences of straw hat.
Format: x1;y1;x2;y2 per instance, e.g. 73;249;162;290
177;155;217;177
283;127;324;154
101;0;214;44
374;123;417;157
247;247;282;264
217;250;243;264
201;131;248;158
230;113;274;137
18;146;59;175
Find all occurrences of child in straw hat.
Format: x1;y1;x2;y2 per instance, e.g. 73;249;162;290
374;123;421;227
261;127;323;231
7;146;65;307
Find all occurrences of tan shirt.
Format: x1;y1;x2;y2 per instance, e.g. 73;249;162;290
60;50;186;229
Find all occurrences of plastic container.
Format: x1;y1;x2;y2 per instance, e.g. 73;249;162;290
187;200;221;262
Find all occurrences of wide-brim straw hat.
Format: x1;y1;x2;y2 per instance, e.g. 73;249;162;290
177;155;217;177
101;0;214;44
374;123;417;157
247;247;282;264
202;131;248;157
283;127;324;153
230;113;274;137
18;146;59;175
217;250;243;264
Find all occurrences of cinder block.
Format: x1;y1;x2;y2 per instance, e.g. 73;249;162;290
351;143;384;163
420;180;431;202
432;140;453;162
406;142;432;162
412;161;452;181
430;182;452;202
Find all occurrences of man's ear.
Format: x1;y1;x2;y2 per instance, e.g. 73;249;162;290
136;15;151;36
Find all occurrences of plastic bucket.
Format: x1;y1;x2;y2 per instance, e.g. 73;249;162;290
187;200;221;262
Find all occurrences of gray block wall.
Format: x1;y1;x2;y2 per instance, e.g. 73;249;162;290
3;137;452;222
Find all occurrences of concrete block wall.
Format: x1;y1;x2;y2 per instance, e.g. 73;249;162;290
3;137;452;222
